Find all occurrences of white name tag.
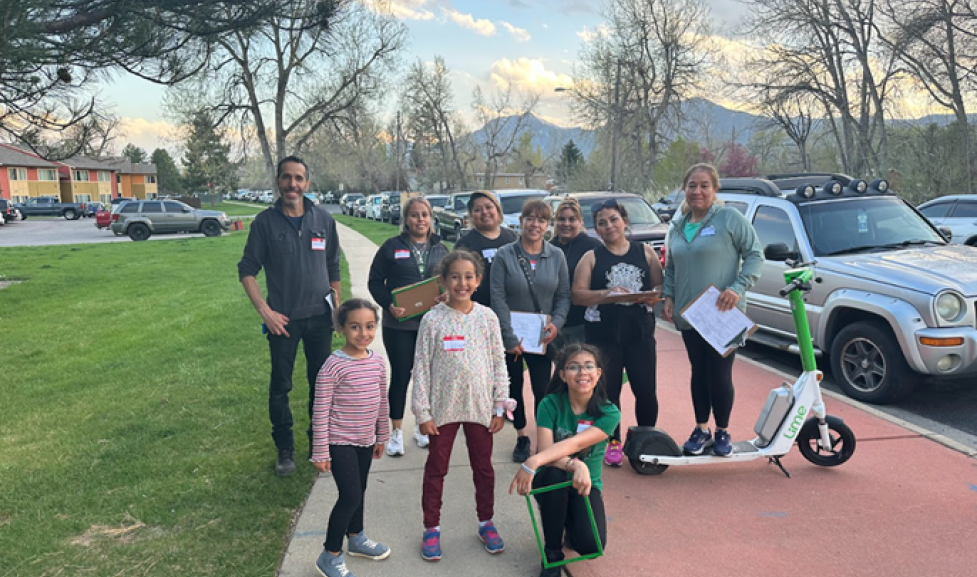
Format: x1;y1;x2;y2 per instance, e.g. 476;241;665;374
576;419;593;434
311;237;325;250
394;250;410;259
530;260;537;271
701;226;716;237
443;336;465;351
481;248;498;262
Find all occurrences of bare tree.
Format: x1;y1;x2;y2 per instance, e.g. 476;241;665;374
470;84;540;188
759;92;817;171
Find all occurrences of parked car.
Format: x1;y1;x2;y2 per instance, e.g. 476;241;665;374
917;195;977;246
1;199;21;224
543;191;668;253
14;196;88;220
432;192;474;239
340;193;364;215
651;188;685;220
324;191;337;204
378;191;401;224
259;191;275;204
365;194;383;220
304;192;320;206
112;197;136;206
353;197;368;218
84;202;104;217
495;189;549;234
716;176;977;404
109;199;230;241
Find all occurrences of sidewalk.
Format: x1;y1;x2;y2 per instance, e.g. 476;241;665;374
279;222;977;577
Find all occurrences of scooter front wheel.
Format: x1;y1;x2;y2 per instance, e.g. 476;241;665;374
796;416;855;467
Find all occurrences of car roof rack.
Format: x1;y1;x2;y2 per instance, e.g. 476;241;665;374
764;172;854;189
718;178;783;197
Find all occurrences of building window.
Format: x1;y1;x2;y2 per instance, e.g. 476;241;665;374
8;167;27;181
100;194;111;204
13;195;29;203
505;177;511;184
98;171;110;182
72;170;90;181
75;194;92;203
147;175;157;184
37;168;57;181
116;173;122;183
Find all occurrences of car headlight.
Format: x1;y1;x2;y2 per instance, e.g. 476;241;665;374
935;292;965;322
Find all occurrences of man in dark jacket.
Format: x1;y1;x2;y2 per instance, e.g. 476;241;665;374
238;156;342;476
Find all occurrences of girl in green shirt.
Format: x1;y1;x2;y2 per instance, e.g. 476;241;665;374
509;343;620;577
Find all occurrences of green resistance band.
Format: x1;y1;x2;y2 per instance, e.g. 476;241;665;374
525;480;604;568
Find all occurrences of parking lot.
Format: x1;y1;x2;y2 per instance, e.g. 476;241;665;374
0;217;214;247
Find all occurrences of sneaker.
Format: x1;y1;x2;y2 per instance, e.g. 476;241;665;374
413;425;430;449
512;436;531;463
420;528;441;561
477;522;505;554
713;429;733;457
275;447;296;477
604;439;623;467
347;532;390;560
315;550;355;577
539;548;564;577
386;428;405;457
682;427;712;456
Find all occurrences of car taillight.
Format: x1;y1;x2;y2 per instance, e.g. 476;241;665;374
111;214;120;222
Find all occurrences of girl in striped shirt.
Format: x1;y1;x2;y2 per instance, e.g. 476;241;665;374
311;298;391;577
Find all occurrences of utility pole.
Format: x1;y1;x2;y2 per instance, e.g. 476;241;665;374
609;59;621;192
395;111;402;192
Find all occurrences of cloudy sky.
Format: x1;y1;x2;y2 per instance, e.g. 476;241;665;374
103;0;752;153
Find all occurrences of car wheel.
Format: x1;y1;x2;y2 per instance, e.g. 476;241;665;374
201;220;221;237
454;223;462;240
128;223;151;241
965;237;977;247
829;321;917;404
63;209;77;220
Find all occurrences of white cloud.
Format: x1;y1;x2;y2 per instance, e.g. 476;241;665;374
442;8;496;36
363;0;435;21
576;24;609;43
119;117;180;154
500;21;531;42
489;58;573;94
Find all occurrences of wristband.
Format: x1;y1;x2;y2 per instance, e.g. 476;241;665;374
520;463;536;475
495;407;504;417
566;457;575;471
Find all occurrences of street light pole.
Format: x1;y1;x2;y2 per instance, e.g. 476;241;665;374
395;110;401;192
609;59;621;192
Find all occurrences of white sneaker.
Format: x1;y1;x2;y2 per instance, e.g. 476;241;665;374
414;425;430;449
386;428;405;457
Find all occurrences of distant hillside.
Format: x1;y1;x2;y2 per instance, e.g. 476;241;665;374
467;114;599;158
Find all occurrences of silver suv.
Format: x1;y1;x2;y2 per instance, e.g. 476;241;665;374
110;200;230;241
717;177;977;404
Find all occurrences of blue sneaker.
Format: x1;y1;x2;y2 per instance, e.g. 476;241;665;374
315;550;356;577
713;430;733;457
347;532;390;560
682;427;711;455
421;528;441;561
478;521;505;554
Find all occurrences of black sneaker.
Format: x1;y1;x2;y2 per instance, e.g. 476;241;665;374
538;548;564;577
512;436;531;463
276;447;296;477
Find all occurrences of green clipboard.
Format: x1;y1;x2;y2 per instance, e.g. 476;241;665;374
391;277;442;321
525;480;604;568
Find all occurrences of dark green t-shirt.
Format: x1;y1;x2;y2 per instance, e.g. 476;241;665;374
535;392;621;491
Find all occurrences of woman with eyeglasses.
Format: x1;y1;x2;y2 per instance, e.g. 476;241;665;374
550;198;602;350
571;197;663;467
662;163;763;458
508;343;619;577
490;199;571;463
455;191;518;307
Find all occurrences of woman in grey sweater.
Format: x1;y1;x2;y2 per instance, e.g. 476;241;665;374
490;199;571;462
662;163;763;458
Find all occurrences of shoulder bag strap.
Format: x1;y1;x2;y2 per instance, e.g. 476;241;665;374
514;246;543;314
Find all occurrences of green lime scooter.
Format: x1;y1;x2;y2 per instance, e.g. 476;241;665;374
623;260;856;477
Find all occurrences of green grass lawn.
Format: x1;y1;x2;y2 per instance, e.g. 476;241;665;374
333;213;453;249
0;225;348;577
202;201;266;217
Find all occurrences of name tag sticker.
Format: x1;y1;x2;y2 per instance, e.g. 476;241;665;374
530;259;537;271
482;248;498;262
311;237;325;250
395;250;410;259
443;336;465;351
576;419;593;434
701;226;716;237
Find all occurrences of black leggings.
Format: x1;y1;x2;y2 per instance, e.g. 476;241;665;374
506;353;553;431
382;326;418;421
590;336;658;441
532;466;607;555
682;329;736;429
324;445;374;552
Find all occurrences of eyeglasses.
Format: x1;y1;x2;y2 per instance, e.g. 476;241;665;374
564;362;598;373
590;198;621;216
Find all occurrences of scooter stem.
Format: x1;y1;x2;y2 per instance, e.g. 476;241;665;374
784;267;817;373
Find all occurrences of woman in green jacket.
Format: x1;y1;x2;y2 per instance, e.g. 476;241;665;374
662;163;763;457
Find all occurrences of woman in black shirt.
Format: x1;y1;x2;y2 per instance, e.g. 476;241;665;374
455;191;518;307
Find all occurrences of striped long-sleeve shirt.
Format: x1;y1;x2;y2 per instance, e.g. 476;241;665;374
311;350;390;462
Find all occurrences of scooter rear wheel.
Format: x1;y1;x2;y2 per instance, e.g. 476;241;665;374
628;435;676;476
796;416;855;467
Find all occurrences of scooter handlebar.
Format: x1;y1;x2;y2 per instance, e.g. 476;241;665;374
779;279;803;297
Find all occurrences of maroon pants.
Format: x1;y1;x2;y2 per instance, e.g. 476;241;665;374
422;422;495;528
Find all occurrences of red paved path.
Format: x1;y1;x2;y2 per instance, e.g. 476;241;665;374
536;329;977;577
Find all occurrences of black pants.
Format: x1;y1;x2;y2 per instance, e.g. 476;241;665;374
590;335;658;442
533;466;607;554
324;445;374;552
506;352;553;431
682;329;736;429
382;326;418;421
267;313;333;450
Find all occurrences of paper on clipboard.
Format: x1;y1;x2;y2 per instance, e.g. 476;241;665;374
391;277;441;320
510;312;549;355
679;285;757;357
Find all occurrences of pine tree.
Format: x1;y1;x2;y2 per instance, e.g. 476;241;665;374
557;140;584;185
151;148;184;195
122;143;147;163
181;111;237;199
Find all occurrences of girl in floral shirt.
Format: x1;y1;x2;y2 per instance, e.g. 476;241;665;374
411;250;509;562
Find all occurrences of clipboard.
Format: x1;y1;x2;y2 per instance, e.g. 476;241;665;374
391;277;442;320
678;285;757;357
510;311;551;355
601;290;663;305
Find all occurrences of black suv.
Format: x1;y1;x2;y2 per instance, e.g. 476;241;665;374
1;199;21;224
379;192;402;224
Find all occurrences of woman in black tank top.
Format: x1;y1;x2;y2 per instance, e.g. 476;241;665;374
570;199;664;467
